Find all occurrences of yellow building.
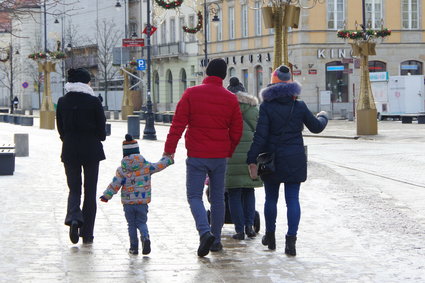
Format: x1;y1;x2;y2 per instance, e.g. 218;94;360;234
203;0;425;115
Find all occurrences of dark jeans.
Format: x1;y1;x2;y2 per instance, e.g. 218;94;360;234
123;204;149;249
264;182;300;236
186;157;227;244
64;162;99;241
227;188;255;233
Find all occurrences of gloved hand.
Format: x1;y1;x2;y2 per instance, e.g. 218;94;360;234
248;163;259;180
317;111;328;119
100;196;108;203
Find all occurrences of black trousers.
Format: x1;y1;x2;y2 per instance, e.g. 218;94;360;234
64;161;99;240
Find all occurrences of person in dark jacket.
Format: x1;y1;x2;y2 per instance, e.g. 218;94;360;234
225;77;263;240
56;68;106;245
247;65;328;256
164;58;243;257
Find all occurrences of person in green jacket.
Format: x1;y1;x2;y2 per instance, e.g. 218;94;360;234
226;77;263;240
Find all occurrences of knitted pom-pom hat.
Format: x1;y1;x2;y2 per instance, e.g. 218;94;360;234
270;65;292;84
123;134;140;157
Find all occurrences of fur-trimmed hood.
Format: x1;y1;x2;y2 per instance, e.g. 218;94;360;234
234;91;259;106
65;82;95;96
260;81;301;102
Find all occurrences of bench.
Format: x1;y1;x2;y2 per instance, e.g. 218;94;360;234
0;144;15;175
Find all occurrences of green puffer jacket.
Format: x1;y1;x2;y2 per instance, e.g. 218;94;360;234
225;91;263;189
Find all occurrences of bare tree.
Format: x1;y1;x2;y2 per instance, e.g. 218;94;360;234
0;44;22;113
95;19;122;108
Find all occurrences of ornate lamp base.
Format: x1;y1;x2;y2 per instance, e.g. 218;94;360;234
356;109;377;135
40;110;55;130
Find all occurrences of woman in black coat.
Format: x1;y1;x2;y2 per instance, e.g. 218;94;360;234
247;65;328;256
56;68;106;244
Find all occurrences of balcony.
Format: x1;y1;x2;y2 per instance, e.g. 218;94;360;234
65;54;98;69
141;42;186;59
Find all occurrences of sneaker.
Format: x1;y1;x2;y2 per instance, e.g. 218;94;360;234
197;232;215;257
232;232;245;240
69;221;79;244
210;242;223;252
129;248;139;255
142;238;151;255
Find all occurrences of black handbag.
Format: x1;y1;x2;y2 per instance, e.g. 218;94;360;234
256;152;275;176
256;101;295;177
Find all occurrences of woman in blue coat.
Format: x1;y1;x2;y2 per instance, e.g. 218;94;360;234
247;65;328;256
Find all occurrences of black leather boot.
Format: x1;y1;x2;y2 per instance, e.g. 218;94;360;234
285;235;297;256
245;226;256;238
261;232;276;250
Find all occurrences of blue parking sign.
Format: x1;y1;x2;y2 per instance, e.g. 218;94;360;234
136;59;146;71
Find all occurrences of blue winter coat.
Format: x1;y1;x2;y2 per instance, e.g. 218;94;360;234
246;82;328;183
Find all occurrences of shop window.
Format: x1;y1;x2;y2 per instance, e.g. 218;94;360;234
255;65;263;98
153;71;160;104
400;60;423;75
179;68;187;98
242;69;249;93
166;69;173;105
229;67;236;78
368;61;386;72
325;61;349;103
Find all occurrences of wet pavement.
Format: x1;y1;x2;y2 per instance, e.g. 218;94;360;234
0;117;424;282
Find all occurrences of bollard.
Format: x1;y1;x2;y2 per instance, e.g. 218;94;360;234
127;115;140;139
104;111;111;120
114;111;119;120
105;123;111;136
347;111;354;121
14;133;29;157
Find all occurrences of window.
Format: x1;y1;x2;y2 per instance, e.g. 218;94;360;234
189;15;195;41
368;61;387;72
229;7;235;39
365;0;383;29
255;66;263;98
402;0;419;29
179;17;185;42
161;21;166;44
400;60;423;75
166;69;173;108
170;18;176;43
241;4;248;37
242;69;248;92
229;67;236;78
255;1;262;36
179;68;187;97
216;9;222;41
153;71;160;104
327;0;345;29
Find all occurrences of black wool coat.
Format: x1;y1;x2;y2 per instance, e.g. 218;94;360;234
247;82;328;184
56;90;106;165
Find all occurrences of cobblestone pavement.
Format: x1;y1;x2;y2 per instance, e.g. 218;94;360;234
0;118;424;282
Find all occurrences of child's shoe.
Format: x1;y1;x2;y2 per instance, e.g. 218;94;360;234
142;237;151;255
129;245;139;255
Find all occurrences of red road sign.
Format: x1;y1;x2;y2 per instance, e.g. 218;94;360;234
122;38;145;47
293;70;302;76
308;69;317;75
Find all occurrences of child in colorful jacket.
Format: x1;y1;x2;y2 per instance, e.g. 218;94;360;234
100;134;174;255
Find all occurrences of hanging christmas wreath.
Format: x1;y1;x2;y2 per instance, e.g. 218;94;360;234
183;11;203;34
337;28;391;40
154;0;183;9
28;51;66;61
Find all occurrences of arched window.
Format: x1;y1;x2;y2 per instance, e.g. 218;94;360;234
368;61;387;72
255;65;263;98
228;67;236;78
166;69;173;109
400;60;423;75
325;61;349;103
153;71;160;104
179;68;187;98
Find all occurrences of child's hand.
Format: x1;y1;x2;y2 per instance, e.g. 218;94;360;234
100;196;108;203
163;152;174;159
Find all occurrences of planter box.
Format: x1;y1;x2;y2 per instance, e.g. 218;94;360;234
0;149;15;175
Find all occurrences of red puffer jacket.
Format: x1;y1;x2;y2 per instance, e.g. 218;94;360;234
164;76;243;158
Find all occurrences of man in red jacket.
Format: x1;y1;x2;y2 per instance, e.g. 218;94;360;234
164;58;243;257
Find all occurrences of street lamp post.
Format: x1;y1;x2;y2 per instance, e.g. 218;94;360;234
9;43;14;114
115;0;128;38
143;0;157;140
202;1;220;68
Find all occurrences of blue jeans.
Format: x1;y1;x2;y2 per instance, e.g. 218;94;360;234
186;157;227;244
227;188;255;233
264;182;300;236
123;204;149;249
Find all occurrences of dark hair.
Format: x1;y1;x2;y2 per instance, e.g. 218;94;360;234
67;68;91;84
227;77;246;93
